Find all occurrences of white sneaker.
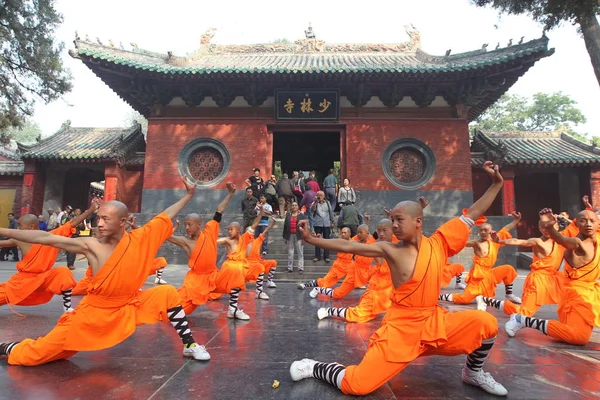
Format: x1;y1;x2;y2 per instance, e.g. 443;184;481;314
227;306;250;320
358;285;367;289
297;283;306;290
317;308;329;320
256;291;270;300
505;294;521;304
309;288;319;298
267;280;277;288
476;295;487;311
183;343;211;361
64;307;74;313
155;277;167;285
504;314;524;338
290;358;317;381
455;282;467;290
462;368;508;396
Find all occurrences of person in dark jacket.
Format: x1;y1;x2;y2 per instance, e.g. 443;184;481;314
276;173;295;217
283;202;308;273
337;202;364;237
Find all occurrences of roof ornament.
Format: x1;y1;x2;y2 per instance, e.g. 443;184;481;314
445;49;451;57
518;36;524;45
96;37;103;45
85;34;90;42
507;38;513;47
200;28;217;45
482;43;488;51
60;120;71;131
130;42;139;51
403;24;421;51
119;42;124;50
495;42;500;50
305;23;315;39
75;31;80;41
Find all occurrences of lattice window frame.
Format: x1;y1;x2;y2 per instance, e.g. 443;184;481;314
382;138;436;190
178;138;230;187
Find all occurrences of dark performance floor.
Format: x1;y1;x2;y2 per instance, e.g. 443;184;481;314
0;261;599;400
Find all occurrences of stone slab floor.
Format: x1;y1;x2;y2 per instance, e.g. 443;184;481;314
0;261;599;400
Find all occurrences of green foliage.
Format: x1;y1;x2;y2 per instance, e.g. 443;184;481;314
1;118;42;144
271;38;291;44
0;0;72;131
471;92;586;133
471;0;599;29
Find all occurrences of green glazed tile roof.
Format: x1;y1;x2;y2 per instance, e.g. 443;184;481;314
20;123;144;161
471;130;600;166
72;37;551;75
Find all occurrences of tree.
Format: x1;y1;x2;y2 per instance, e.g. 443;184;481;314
471;1;600;87
471;92;587;134
0;118;41;144
0;1;72;131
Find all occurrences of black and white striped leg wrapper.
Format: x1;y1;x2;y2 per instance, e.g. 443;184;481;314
0;342;19;356
313;362;346;389
156;268;164;279
62;289;72;310
304;279;318;288
267;268;275;281
167;306;195;346
466;337;495;372
229;288;241;310
505;283;513;296
256;273;264;293
439;293;452;301
524;316;548;335
481;296;504;310
317;287;334;297
327;308;347;319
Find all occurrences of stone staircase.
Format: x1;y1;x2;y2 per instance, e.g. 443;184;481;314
260;221;336;282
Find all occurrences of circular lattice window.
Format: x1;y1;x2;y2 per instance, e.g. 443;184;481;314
382;139;435;189
178;138;230;187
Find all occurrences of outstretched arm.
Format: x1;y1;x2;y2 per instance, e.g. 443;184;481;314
0;228;90;254
491;232;538;248
0;239;18;248
166;220;187;247
261;216;277;237
502;211;522;232
163;176;197;219
217;183;236;214
539;212;581;251
465;161;503;221
298;220;386;257
70;199;100;228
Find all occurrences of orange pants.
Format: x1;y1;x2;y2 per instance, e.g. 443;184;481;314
8;285;180;366
317;260;351;288
180;268;245;315
0;267;76;307
546;307;594;345
452;265;517;304
340;311;498;395
442;263;465;288
344;288;391;323
332;265;371;300
262;260;277;274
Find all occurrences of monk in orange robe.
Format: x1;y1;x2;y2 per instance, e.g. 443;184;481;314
166;183;249;321
317;219;397;323
297;227;353;290
0;201;98;313
443;263;467;289
505;208;600;345
290;161;508;396
0;177;211;364
308;224;376;299
438;212;522;306
246;215;277;294
476;218;566;316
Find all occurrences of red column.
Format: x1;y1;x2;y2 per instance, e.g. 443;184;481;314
104;176;117;201
590;166;600;207
502;168;516;215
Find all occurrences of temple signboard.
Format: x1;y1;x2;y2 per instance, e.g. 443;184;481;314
275;89;340;121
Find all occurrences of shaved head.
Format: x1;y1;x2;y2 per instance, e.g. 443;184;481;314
392;201;423;218
357;224;369;233
185;213;201;222
19;214;38;227
100;201;128;219
377;219;392;228
578;209;597;220
228;221;241;230
480;222;492;231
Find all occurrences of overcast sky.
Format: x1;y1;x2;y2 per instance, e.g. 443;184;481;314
32;0;600;137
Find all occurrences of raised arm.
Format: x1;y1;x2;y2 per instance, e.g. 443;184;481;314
217;182;236;214
0;228;90;254
70;199;99;227
251;205;265;230
491;231;538;248
540;212;581;251
465;161;503;221
501;211;522;233
162;176;197;219
583;195;594;211
261;216;277;236
299;220;386;257
464;240;477;248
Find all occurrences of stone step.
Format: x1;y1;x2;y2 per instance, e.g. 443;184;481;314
270;264;333;273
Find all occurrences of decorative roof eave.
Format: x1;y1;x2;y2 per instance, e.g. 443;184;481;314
0;161;25;176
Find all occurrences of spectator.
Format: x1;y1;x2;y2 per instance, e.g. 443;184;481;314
5;213;19;261
57;205;73;226
276;173;294;218
323;168;338;210
283;202;308;273
264;174;279;210
557;211;571;231
38;215;48;231
337;178;356;206
337;201;365;237
241;187;259;231
47;208;58;230
245;168;265;198
254;194;273;254
310;190;334;263
66;208;85;270
292;171;306;202
305;170;320;193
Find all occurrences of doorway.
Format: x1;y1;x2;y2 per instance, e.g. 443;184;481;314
272;131;341;184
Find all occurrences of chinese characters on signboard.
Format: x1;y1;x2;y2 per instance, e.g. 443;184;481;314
275;89;340;121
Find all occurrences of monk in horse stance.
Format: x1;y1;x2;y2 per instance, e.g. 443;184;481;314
0;177;211;365
290;161;508;396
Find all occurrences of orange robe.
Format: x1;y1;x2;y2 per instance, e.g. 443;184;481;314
8;213;181;366
546;235;600;345
344;261;393;323
331;236;377;299
0;224;76;307
339;218;498;395
246;235;277;278
73;258;168;296
452;228;517;304
442;263;465;288
178;220;245;314
316;250;353;288
503;241;565;316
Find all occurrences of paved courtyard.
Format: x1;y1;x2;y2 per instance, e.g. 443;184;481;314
0;260;599;400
